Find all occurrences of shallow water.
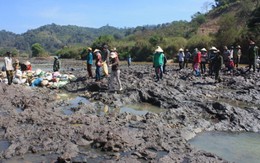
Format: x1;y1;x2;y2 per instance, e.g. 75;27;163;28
57;95;90;115
16;108;23;113
0;63;64;72
57;92;164;116
96;103;164;116
0;140;10;153
189;131;260;163
2;152;59;163
120;103;165;116
211;97;259;109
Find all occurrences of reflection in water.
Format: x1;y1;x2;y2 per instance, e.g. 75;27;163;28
189;131;260;163
96;105;120;116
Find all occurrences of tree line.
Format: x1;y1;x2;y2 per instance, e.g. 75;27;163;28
0;0;259;63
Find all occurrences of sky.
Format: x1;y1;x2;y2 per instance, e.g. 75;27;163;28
0;0;215;34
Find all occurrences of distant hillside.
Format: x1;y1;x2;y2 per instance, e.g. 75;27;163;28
1;0;260;61
198;0;260;38
198;2;242;35
0;23;130;55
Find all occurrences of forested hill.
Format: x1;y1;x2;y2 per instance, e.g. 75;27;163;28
0;23;130;54
1;0;260;61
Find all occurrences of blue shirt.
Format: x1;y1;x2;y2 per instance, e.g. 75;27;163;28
86;52;93;64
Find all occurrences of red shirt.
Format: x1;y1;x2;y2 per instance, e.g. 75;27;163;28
26;65;32;71
194;51;201;63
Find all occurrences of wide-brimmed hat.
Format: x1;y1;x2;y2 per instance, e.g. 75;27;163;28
201;48;207;52
236;45;241;48
110;52;117;58
24;61;31;65
88;47;92;51
111;47;117;52
179;48;184;52
54;56;59;59
94;49;100;53
155;46;164;53
210;46;218;51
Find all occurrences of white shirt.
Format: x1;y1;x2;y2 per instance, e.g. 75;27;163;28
4;57;13;71
15;69;22;79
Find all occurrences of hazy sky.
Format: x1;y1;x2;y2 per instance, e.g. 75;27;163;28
0;0;215;34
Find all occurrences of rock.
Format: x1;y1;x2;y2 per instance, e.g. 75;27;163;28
1;61;260;163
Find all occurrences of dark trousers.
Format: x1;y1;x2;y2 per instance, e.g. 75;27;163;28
234;57;240;68
200;62;206;74
184;59;189;68
214;68;221;82
179;61;184;70
6;70;13;85
87;63;93;77
95;66;101;81
155;66;163;80
249;57;256;72
163;64;166;73
208;61;214;75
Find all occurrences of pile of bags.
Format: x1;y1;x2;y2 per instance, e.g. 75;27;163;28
0;69;77;89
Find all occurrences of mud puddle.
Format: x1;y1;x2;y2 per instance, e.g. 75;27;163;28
96;103;164;116
2;152;59;163
120;103;165;116
63;96;90;115
0;140;10;153
78;145;168;163
57;93;164;116
189;131;260;163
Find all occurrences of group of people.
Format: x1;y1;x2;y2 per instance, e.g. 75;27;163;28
178;45;243;74
153;41;259;83
2;52;61;85
3;52;32;85
85;45;123;91
2;40;259;89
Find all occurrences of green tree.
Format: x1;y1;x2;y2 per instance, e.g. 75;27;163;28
149;35;163;46
129;40;152;61
55;46;82;59
214;0;238;8
214;14;240;47
191;12;206;25
91;35;114;49
187;35;213;50
164;37;187;57
31;43;46;57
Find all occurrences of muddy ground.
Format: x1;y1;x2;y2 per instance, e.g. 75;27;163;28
0;59;260;163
